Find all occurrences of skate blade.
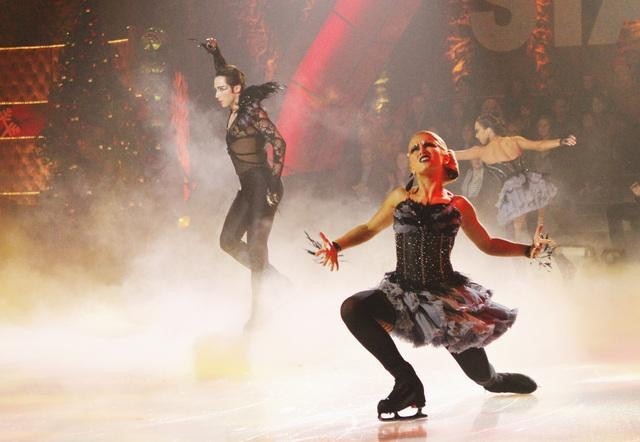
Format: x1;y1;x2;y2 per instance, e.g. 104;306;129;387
378;407;428;422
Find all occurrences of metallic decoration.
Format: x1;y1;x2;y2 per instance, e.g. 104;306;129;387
0;107;22;137
229;0;280;81
141;27;166;52
526;0;552;92
373;71;390;114
446;0;475;90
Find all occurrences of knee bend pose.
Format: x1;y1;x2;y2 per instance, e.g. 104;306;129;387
202;38;286;329
313;131;552;421
454;113;576;241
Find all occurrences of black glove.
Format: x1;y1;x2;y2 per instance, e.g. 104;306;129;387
266;175;283;207
200;37;218;55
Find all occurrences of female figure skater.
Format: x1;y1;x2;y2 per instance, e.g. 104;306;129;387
312;131;552;421
454;113;576;240
202;38;286;329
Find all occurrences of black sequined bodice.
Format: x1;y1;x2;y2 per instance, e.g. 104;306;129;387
489;156;528;181
392;200;461;288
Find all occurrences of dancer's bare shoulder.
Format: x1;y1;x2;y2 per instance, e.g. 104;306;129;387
482;137;521;163
450;194;473;214
498;136;524;158
387;186;410;208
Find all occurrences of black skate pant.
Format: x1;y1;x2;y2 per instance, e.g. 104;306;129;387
219;167;277;275
340;289;494;384
606;202;640;253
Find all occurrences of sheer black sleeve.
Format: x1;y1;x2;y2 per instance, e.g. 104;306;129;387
210;46;228;73
251;108;286;177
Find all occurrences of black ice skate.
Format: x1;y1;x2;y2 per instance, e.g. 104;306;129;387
483;372;537;394
377;367;427;422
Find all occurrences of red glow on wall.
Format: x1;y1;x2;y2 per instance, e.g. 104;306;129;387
277;0;421;175
171;72;191;201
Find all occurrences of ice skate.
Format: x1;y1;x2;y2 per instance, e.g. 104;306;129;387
483;372;537;394
377;367;427;421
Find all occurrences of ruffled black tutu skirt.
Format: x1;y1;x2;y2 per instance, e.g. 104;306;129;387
378;271;517;353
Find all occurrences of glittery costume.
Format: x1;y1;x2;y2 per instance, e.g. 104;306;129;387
491;157;557;226
378;198;517;353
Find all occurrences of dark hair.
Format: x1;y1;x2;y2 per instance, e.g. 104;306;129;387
535;114;554;138
211;44;246;89
215;65;246;89
445;157;459;181
476;112;506;136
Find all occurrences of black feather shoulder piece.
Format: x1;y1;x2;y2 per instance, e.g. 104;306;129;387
237;82;284;126
239;82;284;108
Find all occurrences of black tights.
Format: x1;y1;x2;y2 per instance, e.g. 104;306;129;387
220;168;277;312
607;202;640;252
220;168;276;271
340;290;494;384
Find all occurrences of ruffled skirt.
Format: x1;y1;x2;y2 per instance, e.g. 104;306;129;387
378;272;517;353
496;172;557;225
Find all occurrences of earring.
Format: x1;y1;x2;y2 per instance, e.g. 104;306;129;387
405;173;415;191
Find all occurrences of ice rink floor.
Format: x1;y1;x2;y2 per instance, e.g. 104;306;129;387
2;355;639;441
1;228;639;441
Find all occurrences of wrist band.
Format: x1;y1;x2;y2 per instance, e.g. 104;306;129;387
524;245;532;258
332;241;342;252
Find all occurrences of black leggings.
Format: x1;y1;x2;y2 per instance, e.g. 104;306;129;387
340;289;494;384
219;167;277;275
607;202;640;252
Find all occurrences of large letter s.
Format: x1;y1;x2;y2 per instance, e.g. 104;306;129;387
470;0;536;52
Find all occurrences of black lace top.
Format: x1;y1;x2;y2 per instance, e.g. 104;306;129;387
392;199;463;288
210;46;286;177
226;106;286;177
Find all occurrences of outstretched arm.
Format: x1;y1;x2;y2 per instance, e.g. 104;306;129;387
314;188;405;270
204;37;228;72
334;187;405;250
252;109;286;178
514;135;576;152
453;195;536;257
453;145;484;161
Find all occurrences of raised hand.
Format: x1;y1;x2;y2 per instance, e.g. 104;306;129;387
203;37;218;53
560;135;577;147
529;224;555;259
307;231;340;271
